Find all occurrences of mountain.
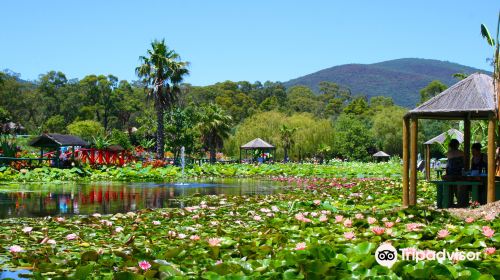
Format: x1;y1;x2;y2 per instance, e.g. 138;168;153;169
283;58;491;107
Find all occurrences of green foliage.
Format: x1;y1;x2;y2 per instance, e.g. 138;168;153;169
0;106;11;123
334;114;374;161
198;104;232;163
44;115;66;133
110;129;132;150
371;106;406;155
419;80;448;104
165;107;199;157
67;120;105;141
92;135;110;149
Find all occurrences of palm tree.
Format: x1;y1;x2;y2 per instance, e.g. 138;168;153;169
136;39;189;159
481;13;500;118
279;124;297;162
198;104;232;163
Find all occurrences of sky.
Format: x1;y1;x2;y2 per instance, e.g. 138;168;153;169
0;0;498;85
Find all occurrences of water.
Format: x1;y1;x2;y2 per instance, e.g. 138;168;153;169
0;179;281;219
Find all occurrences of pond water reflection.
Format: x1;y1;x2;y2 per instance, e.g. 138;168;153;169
0;179;281;219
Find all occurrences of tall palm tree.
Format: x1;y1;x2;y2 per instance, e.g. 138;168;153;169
198;104;232;163
279;124;297;162
136;39;189;159
481;13;500;119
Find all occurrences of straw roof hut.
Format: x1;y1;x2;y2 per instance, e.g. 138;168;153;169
402;73;498;207
239;138;275;163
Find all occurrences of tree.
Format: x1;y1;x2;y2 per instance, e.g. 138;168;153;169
481;13;500;118
279;124;297;162
136;39;189;159
334;114;374;161
197;103;232;163
165;107;200;159
44;115;66;133
371;106;406;155
67;120;104;142
419;80;447;104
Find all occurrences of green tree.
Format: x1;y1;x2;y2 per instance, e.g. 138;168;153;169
67;120;105;142
334;114;374;160
136;39;189;159
44;115;66;133
198;104;232;163
419;80;447;104
165;107;200;158
343;96;369;115
279;124;297;162
371;106;406;155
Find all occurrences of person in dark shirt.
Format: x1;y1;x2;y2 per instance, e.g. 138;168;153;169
444;139;465;207
471;143;487;172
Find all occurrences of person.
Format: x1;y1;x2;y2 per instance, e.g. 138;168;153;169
471;143;487;173
443;139;465;207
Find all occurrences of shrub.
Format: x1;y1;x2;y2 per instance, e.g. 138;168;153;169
67;120;104;141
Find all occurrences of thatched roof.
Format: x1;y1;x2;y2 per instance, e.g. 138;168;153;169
29;133;88;148
406;73;495;120
240;138;275;149
373;151;390;157
424;128;464;145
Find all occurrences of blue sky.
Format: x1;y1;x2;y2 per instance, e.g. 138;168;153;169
0;1;498;85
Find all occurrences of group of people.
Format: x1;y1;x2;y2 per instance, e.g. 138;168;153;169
444;139;487;207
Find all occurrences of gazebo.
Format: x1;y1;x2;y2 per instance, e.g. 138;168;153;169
29;133;88;166
373;151;390;162
423;128;464;180
402;73;497;206
239;138;276;163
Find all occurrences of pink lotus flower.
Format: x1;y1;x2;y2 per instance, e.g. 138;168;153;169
294;242;307;250
215;260;223;265
208;237;222;247
47;239;56;245
22;227;33;233
190;235;200;241
168;230;177;237
56;217;65;222
406;223;423;232
66;233;77;240
115;226;124;233
484;247;496;255
437;229;449;239
260;208;270;213
482;226;495;238
355;213;364;219
313;200;321;206
253;215;262;221
152;220;161;225
344;232;355;240
367;217;377;224
92;213;101;218
310;212;318;217
192;215;200;220
267;213;275;217
319;215;328;222
465;217;475;223
335;215;344;223
178;233;186;239
9;245;23;253
384;222;394;228
371;227;385;235
138;260;151;270
271;206;280;212
484;213;496;221
343;219;352;228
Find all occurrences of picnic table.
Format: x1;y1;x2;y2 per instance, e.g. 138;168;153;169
431;175;500;208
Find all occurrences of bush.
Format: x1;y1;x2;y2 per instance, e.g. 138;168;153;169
44;115;66;133
110;129;132;150
67;120;104;141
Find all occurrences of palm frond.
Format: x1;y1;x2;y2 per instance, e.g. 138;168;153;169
481;24;495;46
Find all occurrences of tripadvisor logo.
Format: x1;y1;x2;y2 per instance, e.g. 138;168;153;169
375;243;398;268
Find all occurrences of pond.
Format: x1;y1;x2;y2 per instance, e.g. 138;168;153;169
0;179;281;219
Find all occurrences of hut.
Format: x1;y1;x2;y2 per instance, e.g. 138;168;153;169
29;133;88;166
402;73;497;206
373;151;390;162
423;128;464;180
240;138;275;163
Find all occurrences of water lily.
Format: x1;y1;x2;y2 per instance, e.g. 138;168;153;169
190;235;200;241
371;227;385;235
253;215;262;221
47;239;56;245
152;220;161;225
484;213;496;221
271;206;280;212
9;245;23;253
384;222;394;228
294;242;307;250
437;229;449;239
335;215;344;223
482;226;495;238
484;247;496;255
138;260;151;270
319;215;328;222
355;213;364;219
313;200;321;206
367;217;377;224
406;223;423;232
208;237;222;247
22;227;32;233
465;217;474;223
344;232;355;240
178;233;187;239
115;226;124;233
66;233;78;240
343;219;352;228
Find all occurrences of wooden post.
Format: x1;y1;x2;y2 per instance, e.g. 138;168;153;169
410;118;418;206
487;116;496;203
464;118;471;170
425;144;431;180
402;118;410;207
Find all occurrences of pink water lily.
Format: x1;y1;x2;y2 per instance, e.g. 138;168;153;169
344;232;355;240
437;229;449;239
384;222;394;228
355;213;364;219
47;239;56;245
484;247;496;255
319;215;328;222
190;235;200;241
465;217;475;223
313;200;321;206
335;215;344;223
367;217;377;224
371;227;385;235
9;245;23;253
152;220;161;225
138;260;151;270
295;242;307;250
343;219;353;228
208;237;222;247
253;215;262;221
406;223;423;232
482;226;495;238
22;227;33;233
66;233;78;240
115;226;124;233
484;213;496;221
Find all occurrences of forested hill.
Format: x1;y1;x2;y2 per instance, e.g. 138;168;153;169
283;58;491;107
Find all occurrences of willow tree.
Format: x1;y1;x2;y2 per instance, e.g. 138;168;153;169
136;39;189;159
279;124;297;162
481;12;500;119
